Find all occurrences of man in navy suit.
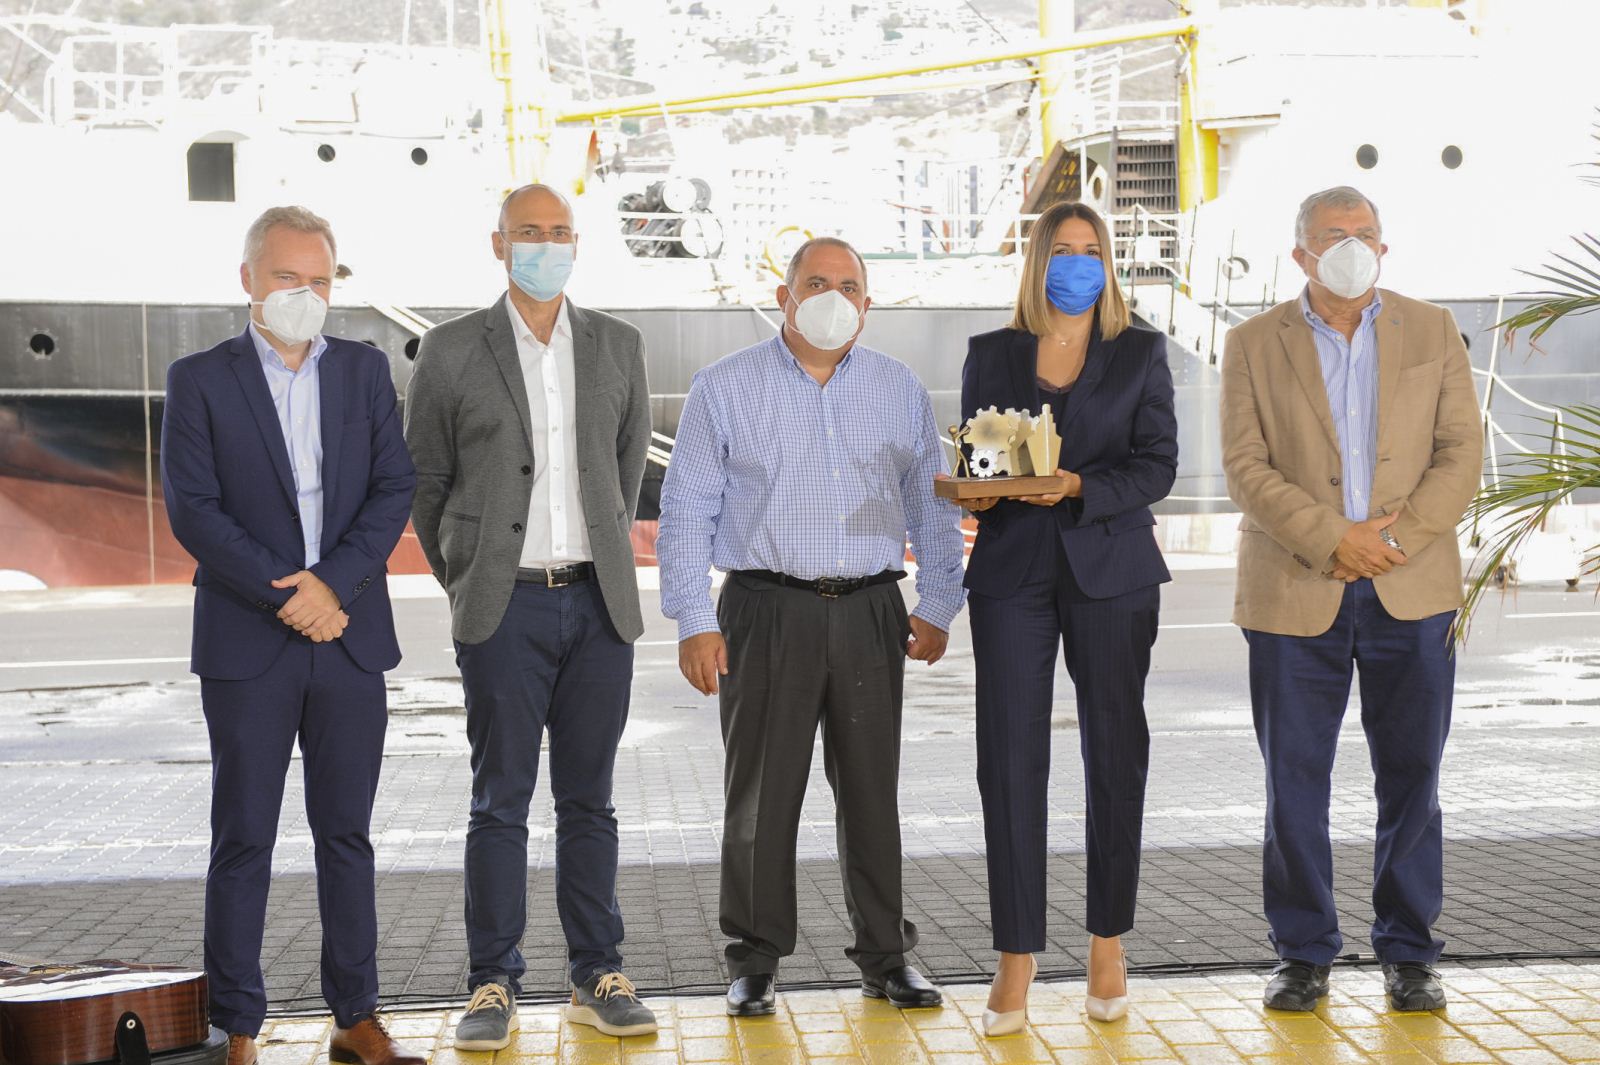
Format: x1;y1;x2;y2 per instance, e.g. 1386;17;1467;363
161;207;421;1065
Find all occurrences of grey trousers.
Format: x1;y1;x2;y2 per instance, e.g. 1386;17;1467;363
716;573;918;980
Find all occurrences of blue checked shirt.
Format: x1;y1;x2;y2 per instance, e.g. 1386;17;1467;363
249;322;327;565
657;332;967;641
1301;289;1382;522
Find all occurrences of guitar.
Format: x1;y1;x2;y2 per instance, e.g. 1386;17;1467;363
0;961;211;1065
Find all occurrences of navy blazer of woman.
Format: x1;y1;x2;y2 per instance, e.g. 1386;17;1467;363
961;322;1178;600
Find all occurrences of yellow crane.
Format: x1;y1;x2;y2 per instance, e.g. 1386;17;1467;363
486;1;1222;210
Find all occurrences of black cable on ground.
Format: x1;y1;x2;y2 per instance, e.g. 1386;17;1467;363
260;949;1600;1018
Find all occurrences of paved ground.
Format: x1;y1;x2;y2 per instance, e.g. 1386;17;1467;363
248;963;1600;1064
2;565;1599;1014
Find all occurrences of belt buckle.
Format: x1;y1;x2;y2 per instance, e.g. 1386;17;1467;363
814;577;849;599
546;567;573;588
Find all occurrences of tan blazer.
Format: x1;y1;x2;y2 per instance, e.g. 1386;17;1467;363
1220;289;1483;637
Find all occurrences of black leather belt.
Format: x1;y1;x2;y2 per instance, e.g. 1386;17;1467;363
516;562;595;587
735;569;905;598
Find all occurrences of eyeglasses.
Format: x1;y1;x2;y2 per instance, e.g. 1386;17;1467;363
499;226;575;244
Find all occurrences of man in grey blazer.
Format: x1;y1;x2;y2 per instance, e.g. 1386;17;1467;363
404;184;656;1050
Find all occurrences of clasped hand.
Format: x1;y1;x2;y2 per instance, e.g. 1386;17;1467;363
272;570;348;642
1328;511;1406;582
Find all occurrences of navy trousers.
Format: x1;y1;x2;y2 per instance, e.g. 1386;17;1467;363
1244;579;1455;966
969;539;1160;951
457;579;634;991
200;639;387;1037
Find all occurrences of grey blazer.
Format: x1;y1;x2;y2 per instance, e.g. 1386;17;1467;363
404;297;650;644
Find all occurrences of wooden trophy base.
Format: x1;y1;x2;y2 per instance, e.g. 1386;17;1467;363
935;474;1069;501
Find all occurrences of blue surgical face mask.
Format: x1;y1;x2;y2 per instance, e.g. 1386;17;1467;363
508;241;574;302
1044;254;1106;316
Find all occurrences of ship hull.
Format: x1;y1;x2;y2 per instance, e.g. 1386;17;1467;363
5;298;1593;588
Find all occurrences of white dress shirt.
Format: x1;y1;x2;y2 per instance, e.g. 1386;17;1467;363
508;293;592;567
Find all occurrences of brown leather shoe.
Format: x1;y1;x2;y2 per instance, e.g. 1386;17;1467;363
226;1034;258;1065
328;1014;424;1065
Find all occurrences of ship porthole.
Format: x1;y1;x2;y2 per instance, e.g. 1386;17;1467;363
27;332;55;358
317;144;337;163
1356;144;1378;170
1441;145;1463;169
404;338;420;361
411;147;429;166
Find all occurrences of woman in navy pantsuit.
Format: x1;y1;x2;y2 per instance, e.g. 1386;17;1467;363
963;201;1178;1035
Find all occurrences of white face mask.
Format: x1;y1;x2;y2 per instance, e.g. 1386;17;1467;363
253;287;328;345
1307;237;1380;300
790;289;862;351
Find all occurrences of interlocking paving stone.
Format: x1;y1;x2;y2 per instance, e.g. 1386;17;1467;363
3;722;1598;1008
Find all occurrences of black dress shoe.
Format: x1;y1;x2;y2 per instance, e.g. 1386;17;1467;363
862;965;943;1009
726;973;777;1016
1383;963;1446;1011
1263;960;1331;1011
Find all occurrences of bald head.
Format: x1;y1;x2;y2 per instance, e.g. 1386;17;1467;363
498;184;574;233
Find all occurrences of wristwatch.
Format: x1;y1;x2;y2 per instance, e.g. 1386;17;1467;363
1379;527;1405;555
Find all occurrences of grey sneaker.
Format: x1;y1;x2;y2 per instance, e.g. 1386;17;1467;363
565;971;658;1037
454;979;518;1051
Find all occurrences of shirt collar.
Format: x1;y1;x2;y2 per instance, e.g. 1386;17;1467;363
505;291;571;348
248;320;326;372
774;325;856;379
1299;287;1384;332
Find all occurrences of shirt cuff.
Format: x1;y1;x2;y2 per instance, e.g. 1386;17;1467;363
910;593;963;633
675;609;721;642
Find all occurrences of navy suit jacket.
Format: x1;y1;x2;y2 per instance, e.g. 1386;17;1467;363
161;331;416;680
961;323;1178;600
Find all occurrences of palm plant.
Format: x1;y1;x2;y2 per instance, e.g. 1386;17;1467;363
1459;229;1600;633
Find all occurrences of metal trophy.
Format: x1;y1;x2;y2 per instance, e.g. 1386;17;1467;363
934;403;1066;501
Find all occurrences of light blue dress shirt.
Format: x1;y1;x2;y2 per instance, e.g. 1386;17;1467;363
1300;289;1382;521
248;321;327;566
657;331;967;641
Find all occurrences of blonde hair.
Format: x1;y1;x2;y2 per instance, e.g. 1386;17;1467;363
1009;200;1129;341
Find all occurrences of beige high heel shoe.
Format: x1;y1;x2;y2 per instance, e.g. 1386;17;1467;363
982;953;1037;1037
1085;945;1128;1022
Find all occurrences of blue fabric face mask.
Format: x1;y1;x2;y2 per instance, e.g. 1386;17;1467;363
508;241;574;302
1044;254;1106;316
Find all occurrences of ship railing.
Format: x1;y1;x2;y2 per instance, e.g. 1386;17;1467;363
39;22;267;125
1063;42;1181;138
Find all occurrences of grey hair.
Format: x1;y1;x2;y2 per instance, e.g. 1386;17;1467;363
498;183;574;230
1295;186;1381;247
242;205;337;269
784;236;868;292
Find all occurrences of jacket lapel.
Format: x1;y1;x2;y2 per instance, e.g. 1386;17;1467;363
568;301;625;455
1004;329;1038;416
317;341;343;522
486;298;535;453
1277;307;1342;452
229;331;298;507
1059;328;1110;431
1373;294;1406;449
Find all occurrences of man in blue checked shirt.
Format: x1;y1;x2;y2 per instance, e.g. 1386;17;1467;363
657;236;966;1018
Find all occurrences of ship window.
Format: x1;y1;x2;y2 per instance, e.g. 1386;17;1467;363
1356;144;1378;170
317;144;337;163
187;142;236;202
1441;145;1463;169
411;147;429;166
404;338;420;361
28;333;55;357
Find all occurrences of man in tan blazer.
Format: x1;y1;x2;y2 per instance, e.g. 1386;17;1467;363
1221;186;1481;1015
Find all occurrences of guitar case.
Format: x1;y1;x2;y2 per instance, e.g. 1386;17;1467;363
0;961;227;1065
